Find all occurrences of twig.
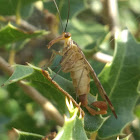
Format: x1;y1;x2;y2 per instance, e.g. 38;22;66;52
102;0;120;48
1;16;38;31
0;56;64;126
93;52;113;63
107;0;120;33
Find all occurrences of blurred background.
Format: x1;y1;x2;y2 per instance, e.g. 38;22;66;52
0;0;140;140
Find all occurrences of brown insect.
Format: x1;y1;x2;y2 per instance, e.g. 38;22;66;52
46;0;117;118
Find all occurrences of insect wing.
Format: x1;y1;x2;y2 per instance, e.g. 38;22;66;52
77;46;117;118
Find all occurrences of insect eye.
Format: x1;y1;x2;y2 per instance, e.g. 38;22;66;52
64;32;71;38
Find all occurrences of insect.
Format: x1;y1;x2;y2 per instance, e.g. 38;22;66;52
46;0;117;118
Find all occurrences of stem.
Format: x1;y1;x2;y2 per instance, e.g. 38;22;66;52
16;0;22;25
2;16;38;31
102;0;120;49
93;52;113;63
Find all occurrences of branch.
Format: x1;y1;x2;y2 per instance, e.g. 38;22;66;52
102;0;120;48
0;16;38;31
0;56;64;126
107;0;120;33
93;52;113;63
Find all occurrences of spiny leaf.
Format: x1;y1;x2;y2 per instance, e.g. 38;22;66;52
54;98;88;140
95;30;140;138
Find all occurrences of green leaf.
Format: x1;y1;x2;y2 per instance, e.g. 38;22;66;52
54;98;88;140
96;30;140;138
0;23;48;46
0;0;39;16
84;113;106;132
14;129;43;140
3;64;34;86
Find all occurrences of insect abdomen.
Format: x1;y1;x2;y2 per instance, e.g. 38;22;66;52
60;41;91;97
70;64;90;96
61;50;90;97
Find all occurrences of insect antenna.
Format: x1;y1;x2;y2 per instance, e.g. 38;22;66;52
52;0;64;32
64;0;70;32
53;0;70;32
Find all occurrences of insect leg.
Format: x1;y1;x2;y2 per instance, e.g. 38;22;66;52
51;67;62;81
49;50;62;67
60;50;74;66
91;101;108;114
79;94;107;115
50;50;75;81
47;50;64;80
42;50;62;70
41;50;63;82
